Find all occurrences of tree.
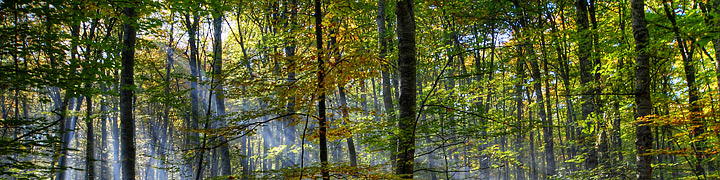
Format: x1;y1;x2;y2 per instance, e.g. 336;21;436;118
630;0;653;179
662;2;706;177
714;0;720;97
314;0;329;179
85;84;95;180
575;0;599;171
120;2;138;180
377;0;398;169
56;9;82;180
211;3;232;177
529;29;555;178
395;0;417;178
183;11;201;180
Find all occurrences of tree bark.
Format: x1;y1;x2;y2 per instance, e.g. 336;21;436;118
85;86;95;180
212;8;232;178
662;2;706;177
538;26;557;178
120;4;137;180
530;47;555;178
82;17;99;180
159;14;175;180
112;87;121;180
100;83;109;180
376;0;398;169
184;13;201;180
395;0;417;178
575;0;599;171
282;0;299;168
714;0;720;98
56;16;82;180
338;86;359;167
710;0;720;174
630;0;653;179
313;0;329;178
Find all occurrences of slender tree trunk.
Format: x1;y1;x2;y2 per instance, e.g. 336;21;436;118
714;0;720;98
539;29;557;178
113;90;121;180
630;0;653;179
58;96;83;180
158;15;176;180
613;1;627;171
338;86;359;166
376;0;398;169
662;3;706;177
69;96;85;180
212;8;232;178
85;86;95;180
709;0;720;173
371;78;381;125
56;17;82;180
82;17;99;180
313;0;329;178
241;100;250;179
588;0;608;169
144;112;157;180
184;13;201;180
551;3;575;172
100;83;109;180
234;11;252;178
282;0;299;168
395;0;417;178
526;92;537;180
531;50;555;178
120;4;137;180
509;25;527;180
575;0;599;171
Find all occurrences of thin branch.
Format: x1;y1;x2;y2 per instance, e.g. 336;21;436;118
10;109;65;144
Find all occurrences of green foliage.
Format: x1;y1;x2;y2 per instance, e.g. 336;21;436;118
5;0;720;179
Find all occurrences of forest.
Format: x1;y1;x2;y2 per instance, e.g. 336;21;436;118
1;0;720;179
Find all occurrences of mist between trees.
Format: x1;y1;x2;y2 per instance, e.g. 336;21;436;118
1;0;720;179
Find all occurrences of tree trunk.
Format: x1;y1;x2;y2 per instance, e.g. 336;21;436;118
376;0;398;169
282;0;299;168
526;91;537;180
56;17;82;180
510;27;526;180
662;3;706;177
530;50;555;178
85;86;95;180
710;0;720;173
113;89;121;180
100;83;110;180
58;96;83;180
338;86;359;166
241;101;250;179
212;8;232;178
184;13;201;180
83;17;99;180
630;0;653;179
613;1;626;172
159;15;175;180
482;29;495;180
715;0;720;98
313;0;329;178
395;0;417;178
120;4;137;180
575;0;599;171
539;30;557;178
